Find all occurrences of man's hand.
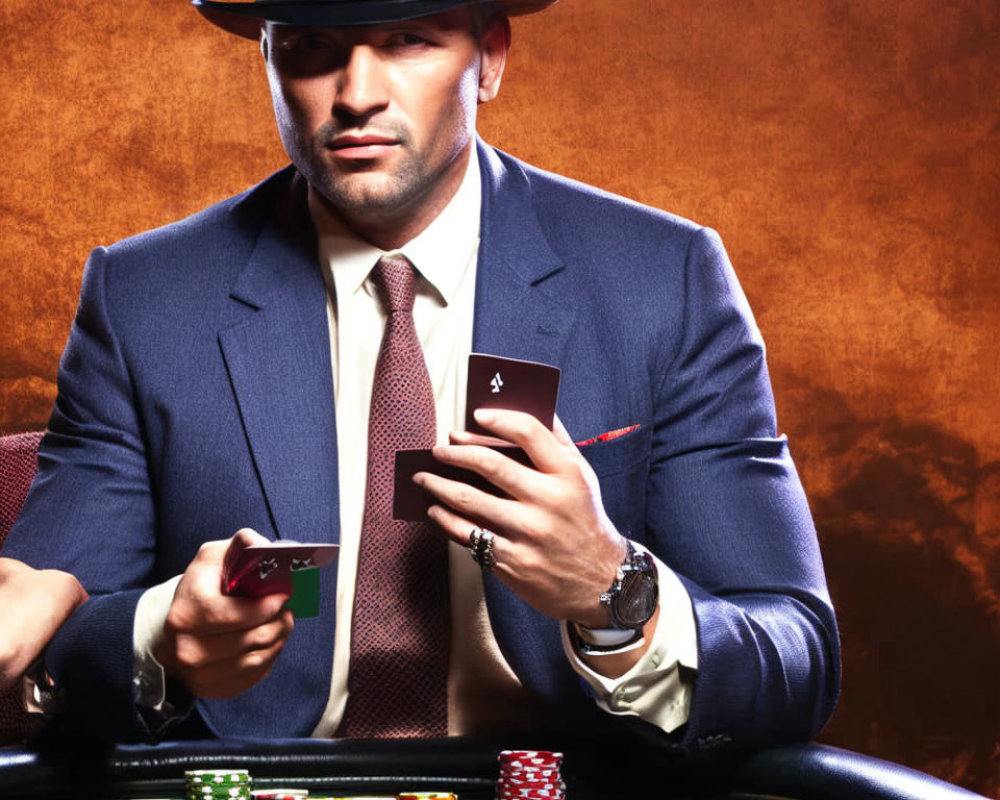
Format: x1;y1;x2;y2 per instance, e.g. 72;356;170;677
153;528;294;699
414;409;627;629
0;557;88;693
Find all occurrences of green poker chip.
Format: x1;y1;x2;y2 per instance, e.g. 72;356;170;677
184;768;253;800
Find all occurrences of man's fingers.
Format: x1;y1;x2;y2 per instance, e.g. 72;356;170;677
231;527;270;547
448;429;509;448
552;414;575;447
426;502;487;547
425;504;556;600
169;528;288;635
415;468;531;534
167;590;289;637
182;632;293;699
172;610;295;671
193;528;268;576
471;408;573;474
428;442;549;505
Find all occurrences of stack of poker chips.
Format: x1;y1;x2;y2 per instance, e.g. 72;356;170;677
496;750;565;800
185;769;253;800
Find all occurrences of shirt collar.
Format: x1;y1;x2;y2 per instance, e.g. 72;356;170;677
309;145;481;306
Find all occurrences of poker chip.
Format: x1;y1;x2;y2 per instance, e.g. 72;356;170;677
499;771;561;782
184;768;253;800
499;751;563;766
398;794;458;799
496;750;565;800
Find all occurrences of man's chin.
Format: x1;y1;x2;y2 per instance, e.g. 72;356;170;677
314;175;419;218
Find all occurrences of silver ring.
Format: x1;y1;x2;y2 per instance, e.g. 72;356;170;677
468;527;497;570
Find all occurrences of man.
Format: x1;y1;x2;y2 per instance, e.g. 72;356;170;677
3;0;839;749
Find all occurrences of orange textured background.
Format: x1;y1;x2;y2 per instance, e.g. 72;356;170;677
1;0;998;795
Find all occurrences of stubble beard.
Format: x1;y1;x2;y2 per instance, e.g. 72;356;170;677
303;120;428;221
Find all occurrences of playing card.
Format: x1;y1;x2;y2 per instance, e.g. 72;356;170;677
222;540;339;600
465;354;560;435
393;446;534;521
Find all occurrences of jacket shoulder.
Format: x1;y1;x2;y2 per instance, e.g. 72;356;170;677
71;166;307;339
101;166;299;267
490;147;705;252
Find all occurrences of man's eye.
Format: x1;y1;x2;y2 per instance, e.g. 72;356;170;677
289;35;335;52
386;32;429;48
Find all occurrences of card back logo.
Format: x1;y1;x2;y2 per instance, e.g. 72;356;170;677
257;557;279;580
490;372;504;394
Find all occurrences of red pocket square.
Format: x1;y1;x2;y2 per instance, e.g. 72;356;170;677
575;424;641;447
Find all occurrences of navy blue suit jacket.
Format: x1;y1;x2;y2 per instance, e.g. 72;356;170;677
5;140;839;749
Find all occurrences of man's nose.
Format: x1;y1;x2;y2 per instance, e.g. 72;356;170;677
334;46;389;118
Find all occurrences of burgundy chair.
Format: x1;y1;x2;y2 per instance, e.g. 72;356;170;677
0;430;45;745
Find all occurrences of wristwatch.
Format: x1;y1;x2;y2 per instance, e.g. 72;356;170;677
571;541;659;655
601;540;659;630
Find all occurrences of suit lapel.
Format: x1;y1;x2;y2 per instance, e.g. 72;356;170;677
200;174;339;737
472;141;574;367
473;141;586;706
218;174;340;547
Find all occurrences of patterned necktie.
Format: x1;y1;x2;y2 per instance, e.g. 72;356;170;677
338;254;449;738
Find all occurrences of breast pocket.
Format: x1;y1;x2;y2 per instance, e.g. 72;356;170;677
578;424;651;541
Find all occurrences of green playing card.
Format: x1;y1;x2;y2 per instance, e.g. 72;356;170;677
283;567;320;618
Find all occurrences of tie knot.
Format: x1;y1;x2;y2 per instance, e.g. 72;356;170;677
371;254;417;314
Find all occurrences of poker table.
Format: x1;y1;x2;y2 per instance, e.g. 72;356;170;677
0;735;987;800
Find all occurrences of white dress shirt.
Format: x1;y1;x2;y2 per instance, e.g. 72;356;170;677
133;144;698;735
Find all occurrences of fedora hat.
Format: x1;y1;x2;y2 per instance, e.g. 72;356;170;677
193;0;557;39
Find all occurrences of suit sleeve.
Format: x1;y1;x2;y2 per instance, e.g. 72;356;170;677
644;227;840;750
2;246;164;741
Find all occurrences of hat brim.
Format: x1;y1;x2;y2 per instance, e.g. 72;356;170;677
193;0;556;40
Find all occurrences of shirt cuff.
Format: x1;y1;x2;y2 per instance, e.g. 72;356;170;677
132;575;182;711
561;544;698;734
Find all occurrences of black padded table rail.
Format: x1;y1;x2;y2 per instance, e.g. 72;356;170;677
0;737;988;800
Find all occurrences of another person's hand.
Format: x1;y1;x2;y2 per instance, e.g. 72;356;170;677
153;528;294;699
0;557;89;693
415;409;627;628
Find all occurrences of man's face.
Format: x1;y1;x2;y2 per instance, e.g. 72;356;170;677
262;11;507;235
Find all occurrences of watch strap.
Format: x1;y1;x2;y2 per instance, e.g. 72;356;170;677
568;622;644;655
572;622;639;647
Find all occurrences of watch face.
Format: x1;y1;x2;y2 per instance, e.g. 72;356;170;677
616;571;658;628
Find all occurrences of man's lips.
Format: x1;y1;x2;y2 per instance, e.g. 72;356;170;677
327;135;399;158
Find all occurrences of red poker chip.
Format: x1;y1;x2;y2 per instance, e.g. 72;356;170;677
500;770;561;781
497;749;565;800
498;783;565;792
500;760;561;772
249;793;307;800
500;780;562;787
500;764;561;773
500;763;561;771
499;790;565;800
499;750;563;764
